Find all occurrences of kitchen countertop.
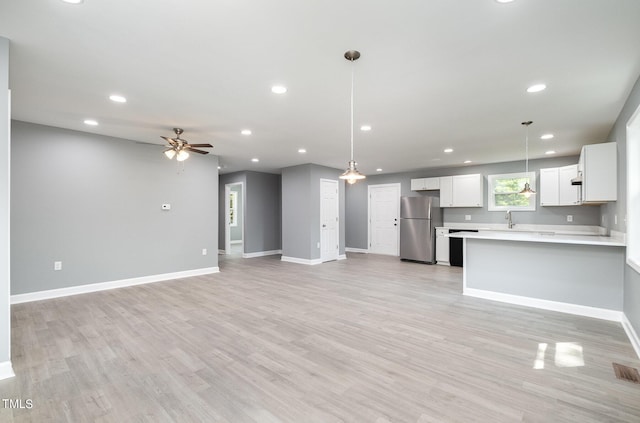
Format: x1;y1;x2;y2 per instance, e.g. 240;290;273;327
447;230;625;247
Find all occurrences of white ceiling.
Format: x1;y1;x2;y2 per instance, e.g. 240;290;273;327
2;0;640;175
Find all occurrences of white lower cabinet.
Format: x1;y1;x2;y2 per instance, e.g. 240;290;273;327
435;228;449;265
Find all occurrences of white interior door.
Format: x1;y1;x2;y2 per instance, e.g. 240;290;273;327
369;183;400;256
320;179;339;262
224;185;231;254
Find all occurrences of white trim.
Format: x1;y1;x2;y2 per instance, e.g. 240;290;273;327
0;360;14;380
367;183;401;256
281;256;323;265
622;314;640;360
218;249;226;255
242;250;282;258
345;247;368;253
230;240;243;245
463;287;623;322
224;182;245;256
337;254;347;260
11;267;220;304
626;105;640;275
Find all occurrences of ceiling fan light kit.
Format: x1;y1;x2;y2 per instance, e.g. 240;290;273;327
161;127;213;162
339;50;366;185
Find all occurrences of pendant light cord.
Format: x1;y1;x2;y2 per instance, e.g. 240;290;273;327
350;59;355;161
525;124;529;174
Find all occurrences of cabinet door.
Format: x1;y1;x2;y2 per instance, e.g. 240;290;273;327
435;228;449;264
439;176;453;207
452;174;483;207
558;164;580;205
582;142;617;203
410;178;426;191
539;167;559;206
424;177;440;190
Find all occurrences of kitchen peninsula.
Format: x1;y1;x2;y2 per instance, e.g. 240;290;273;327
449;230;626;321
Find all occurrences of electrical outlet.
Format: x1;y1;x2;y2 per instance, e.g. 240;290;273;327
614;215;617;225
317;242;320;248
202;248;207;256
465;215;471;221
54;261;62;271
567;215;573;222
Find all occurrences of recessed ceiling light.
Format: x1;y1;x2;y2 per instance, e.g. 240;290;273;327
464;160;472;164
217;166;221;170
83;119;98;126
444;148;453;153
545;150;556;155
251;158;259;162
241;129;252;135
527;84;547;93
376;168;382;172
540;133;554;140
495;0;515;3
298;148;306;153
271;85;287;94
109;94;127;103
360;125;372;131
62;0;83;4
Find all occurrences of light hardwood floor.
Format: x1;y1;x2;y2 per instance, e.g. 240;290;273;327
1;253;639;422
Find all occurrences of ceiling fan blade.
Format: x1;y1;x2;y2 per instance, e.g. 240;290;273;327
186;143;213;148
161;136;178;146
185;147;209;155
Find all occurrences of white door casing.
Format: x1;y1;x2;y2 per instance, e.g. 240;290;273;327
224;182;244;255
320;179;339;262
368;183;401;256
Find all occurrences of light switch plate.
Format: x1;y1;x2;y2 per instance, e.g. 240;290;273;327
567;215;573;222
465;215;471;221
54;261;62;271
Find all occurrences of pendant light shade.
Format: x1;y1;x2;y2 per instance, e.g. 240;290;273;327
164;148;176;160
519;121;536;197
176;149;190;162
339;50;366;184
340;160;366;184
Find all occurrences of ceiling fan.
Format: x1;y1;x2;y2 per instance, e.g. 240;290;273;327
161;128;213;161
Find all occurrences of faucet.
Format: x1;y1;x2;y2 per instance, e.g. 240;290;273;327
506;210;514;229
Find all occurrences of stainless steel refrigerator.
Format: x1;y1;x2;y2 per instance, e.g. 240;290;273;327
399;196;442;263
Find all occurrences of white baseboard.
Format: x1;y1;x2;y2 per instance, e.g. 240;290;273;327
230;240;243;245
218;249;226;255
436;261;450;266
0;361;15;380
242;250;282;258
11;267;220;304
345;247;368;253
463;288;623;322
622;314;640;360
338;254;347;260
281;256;323;265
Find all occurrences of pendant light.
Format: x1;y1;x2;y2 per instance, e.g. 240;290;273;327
519;120;536;198
339;50;366;185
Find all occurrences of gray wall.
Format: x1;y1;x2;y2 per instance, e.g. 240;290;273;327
602;72;640;339
346;155;600;249
229;184;243;242
1;37;10;367
282;164;345;260
245;171;281;254
11;121;219;295
218;171;281;254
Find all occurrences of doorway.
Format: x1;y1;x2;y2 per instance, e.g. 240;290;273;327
368;183;401;256
320;179;339;262
224;182;244;256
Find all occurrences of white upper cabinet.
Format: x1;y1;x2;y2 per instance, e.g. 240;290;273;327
579;142;617;203
540;164;579;206
410;177;440;191
540;167;560;206
558;164;580;205
439;174;482;207
439;176;453;207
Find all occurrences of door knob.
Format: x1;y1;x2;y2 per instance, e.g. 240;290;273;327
322;224;326;228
